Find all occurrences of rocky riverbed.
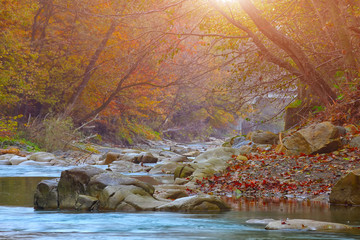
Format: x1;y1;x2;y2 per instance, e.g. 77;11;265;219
1;121;360;232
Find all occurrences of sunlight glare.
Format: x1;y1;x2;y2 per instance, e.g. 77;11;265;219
218;0;237;3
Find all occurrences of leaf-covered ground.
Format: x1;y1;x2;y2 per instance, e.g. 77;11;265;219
193;147;360;200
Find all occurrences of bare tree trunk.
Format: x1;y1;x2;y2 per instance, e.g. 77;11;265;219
31;0;54;52
327;0;358;71
63;20;117;117
77;61;140;123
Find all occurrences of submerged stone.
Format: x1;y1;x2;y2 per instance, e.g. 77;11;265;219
265;219;353;231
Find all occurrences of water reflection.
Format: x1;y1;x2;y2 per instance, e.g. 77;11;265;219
224;196;360;226
0;206;359;240
0;177;53;207
1;170;360;239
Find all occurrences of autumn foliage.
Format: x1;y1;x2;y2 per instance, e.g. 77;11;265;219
1;0;360;146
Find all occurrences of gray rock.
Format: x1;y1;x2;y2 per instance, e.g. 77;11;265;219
154;184;188;200
75;195;99;211
19;160;53;166
251;130;278;145
330;168;360;205
57;166;105;209
34;178;59;210
168;155;189;162
173;178;189;185
0;154;17;161
115;152;158;164
174;165;195;179
159;151;183;158
99;185;164;211
182;151;201;158
29;152;56;162
50;159;70;166
191;147;241;179
0;160;11;165
149;162;182;175
87;172;154;198
132;152;158;164
110;161;150;173
9;156;28;165
232;136;252;149
237;145;254;154
265;219;353;231
283;122;342;155
156;194;230;212
170;146;191;155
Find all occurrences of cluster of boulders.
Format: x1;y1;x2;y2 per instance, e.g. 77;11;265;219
0;151;72;166
225;121;360;206
34;165;230;212
2;120;360;213
227;121;352;156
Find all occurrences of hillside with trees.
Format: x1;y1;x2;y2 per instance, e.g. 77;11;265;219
1;0;359;149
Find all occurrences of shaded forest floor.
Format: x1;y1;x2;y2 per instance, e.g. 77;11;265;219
194;146;360;201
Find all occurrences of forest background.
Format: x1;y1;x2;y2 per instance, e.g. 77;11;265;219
1;0;359;151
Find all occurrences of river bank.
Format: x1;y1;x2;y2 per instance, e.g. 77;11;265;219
194;146;360;201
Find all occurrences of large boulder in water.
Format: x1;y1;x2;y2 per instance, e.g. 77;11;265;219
87;171;154;197
283;122;342;155
330;168;360;205
36;166;162;211
265;219;353;231
35;165;231;213
75;195;99;211
57;166;105;209
34;178;60;210
99;185;164;211
156;194;230;212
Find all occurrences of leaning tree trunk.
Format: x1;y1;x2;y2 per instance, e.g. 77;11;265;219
63;20;117;117
238;0;337;106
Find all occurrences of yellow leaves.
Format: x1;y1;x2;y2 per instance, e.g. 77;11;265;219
0;115;22;137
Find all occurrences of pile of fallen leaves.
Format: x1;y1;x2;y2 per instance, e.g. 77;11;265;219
194;146;360;200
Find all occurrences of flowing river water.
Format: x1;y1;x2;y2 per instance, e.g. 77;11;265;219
0;165;360;240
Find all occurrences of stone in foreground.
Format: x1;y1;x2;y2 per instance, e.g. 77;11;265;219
265;219;353;231
156;194;230;212
34;166;230;213
57;166;105;209
283;122;342;155
190;147;243;180
330;168;360;205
